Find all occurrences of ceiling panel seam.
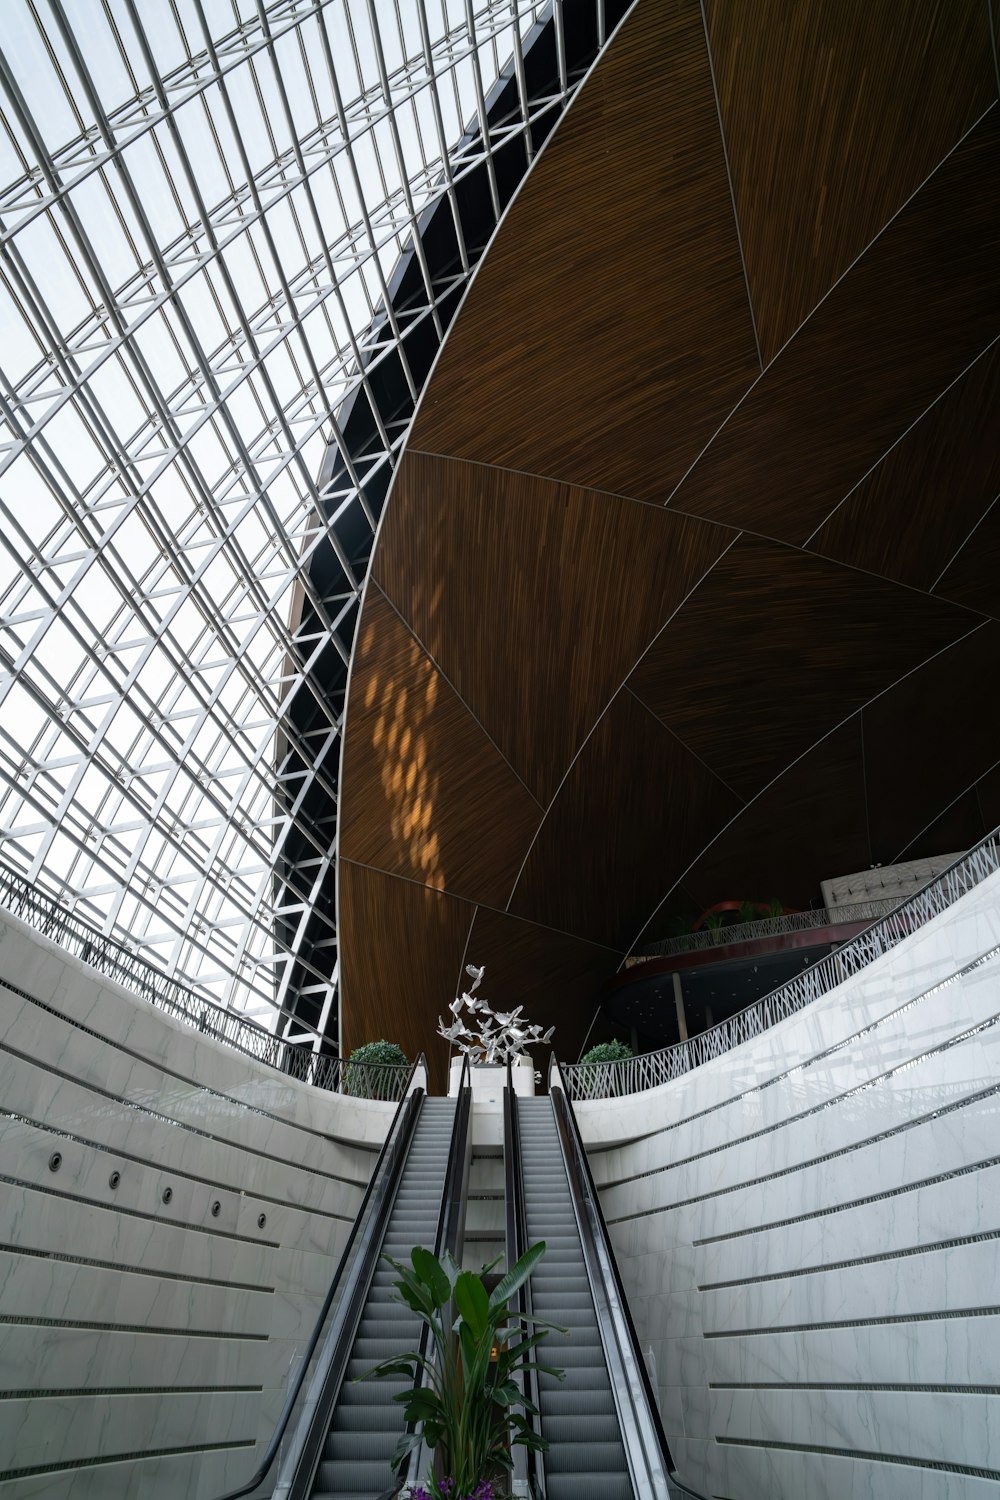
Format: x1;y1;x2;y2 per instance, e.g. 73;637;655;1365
338;855;623;957
697;0;764;372
501;531;745;912
802;333;1000;549
619;619;994;964
369;579;544;808
660;100;1000;513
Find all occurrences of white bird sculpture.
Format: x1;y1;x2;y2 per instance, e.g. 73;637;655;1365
438;966;555;1066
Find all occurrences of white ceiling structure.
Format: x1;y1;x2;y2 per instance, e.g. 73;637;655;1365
0;0;606;1044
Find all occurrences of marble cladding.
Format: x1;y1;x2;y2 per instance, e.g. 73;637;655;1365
578;872;1000;1500
0;914;394;1498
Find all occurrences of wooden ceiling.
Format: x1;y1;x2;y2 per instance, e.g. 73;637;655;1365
338;0;1000;1089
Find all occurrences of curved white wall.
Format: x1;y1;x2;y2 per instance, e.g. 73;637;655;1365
0;910;396;1500
577;870;1000;1500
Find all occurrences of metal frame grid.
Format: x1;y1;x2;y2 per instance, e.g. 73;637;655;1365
0;0;595;1046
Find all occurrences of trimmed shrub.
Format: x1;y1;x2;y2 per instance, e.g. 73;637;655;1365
345;1039;410;1098
580;1039;633;1066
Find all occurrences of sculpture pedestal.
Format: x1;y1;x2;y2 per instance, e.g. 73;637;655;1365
448;1055;536;1100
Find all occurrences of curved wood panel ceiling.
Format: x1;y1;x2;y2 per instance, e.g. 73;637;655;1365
339;0;1000;1086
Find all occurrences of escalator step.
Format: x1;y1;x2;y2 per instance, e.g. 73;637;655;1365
541;1386;616;1415
545;1441;629;1474
546;1474;633;1500
542;1414;622;1444
324;1431;399;1462
313;1458;398;1492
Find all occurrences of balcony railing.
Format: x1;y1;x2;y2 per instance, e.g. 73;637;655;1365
0;859;409;1100
563;828;1000;1102
629;898;901;964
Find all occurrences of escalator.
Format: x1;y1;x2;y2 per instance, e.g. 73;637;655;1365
505;1067;680;1500
315;1097;457;1497
517;1097;633;1500
217;1057;472;1500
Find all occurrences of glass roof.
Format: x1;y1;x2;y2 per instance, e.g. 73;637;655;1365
0;0;598;1044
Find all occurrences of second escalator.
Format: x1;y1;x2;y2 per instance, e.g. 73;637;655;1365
517;1096;633;1500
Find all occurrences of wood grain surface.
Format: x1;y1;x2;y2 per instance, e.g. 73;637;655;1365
704;0;997;361
509;687;741;947
810;339;1000;591
628;535;979;800
410;0;760;499
669;107;1000;541
340;587;542;905
861;623;1000;862
338;861;472;1095
677;719;871;920
461;906;622;1070
933;499;1000;620
375;451;734;803
337;0;1000;1061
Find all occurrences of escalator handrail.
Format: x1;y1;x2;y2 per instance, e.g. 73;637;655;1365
504;1062;544;1499
213;1052;427;1500
436;1050;473;1265
548;1061;675;1500
400;1052;473;1491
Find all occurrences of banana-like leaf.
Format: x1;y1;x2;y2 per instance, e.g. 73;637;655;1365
488;1240;545;1309
410;1246;452;1309
440;1248;463;1289
453;1270;490;1340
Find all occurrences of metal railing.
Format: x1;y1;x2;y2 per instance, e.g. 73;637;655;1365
563;828;1000;1101
0;858;410;1100
630;898;900;964
549;1059;676;1498
504;1060;542;1499
218;1055;426;1500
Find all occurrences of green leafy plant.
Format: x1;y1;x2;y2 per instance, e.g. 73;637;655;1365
360;1242;564;1498
344;1039;409;1099
579;1039;633;1066
703;911;725;941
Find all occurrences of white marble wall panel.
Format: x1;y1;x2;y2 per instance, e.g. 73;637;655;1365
0;990;376;1191
0;1324;263;1394
0;1448;238;1500
698;1157;1000;1288
0;909;396;1147
578;877;1000;1500
0;1390;258;1472
657;1315;1000;1390
0;917;397;1496
0;1249;273;1335
590;958;1000;1202
597;1006;1000;1226
577;867;1000;1150
609;1086;999;1260
688;1387;1000;1472
669;1434;1000;1500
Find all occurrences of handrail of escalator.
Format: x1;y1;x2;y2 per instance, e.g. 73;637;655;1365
547;1054;676;1500
398;1052;473;1492
504;1061;544;1500
213;1052;427;1500
436;1050;473;1264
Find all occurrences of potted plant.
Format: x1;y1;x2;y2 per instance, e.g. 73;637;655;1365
579;1039;633;1067
360;1242;564;1499
344;1039;409;1099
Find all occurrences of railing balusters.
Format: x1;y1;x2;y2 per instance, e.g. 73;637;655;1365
565;831;1000;1101
0;859;414;1101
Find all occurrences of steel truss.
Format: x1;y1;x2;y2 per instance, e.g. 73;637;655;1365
0;0;613;1049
